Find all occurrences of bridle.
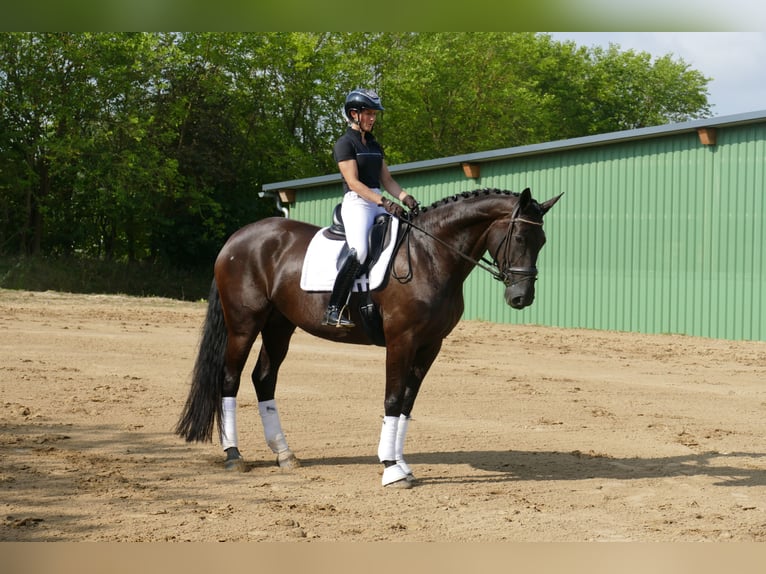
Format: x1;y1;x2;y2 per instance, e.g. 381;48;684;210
393;203;543;287
490;203;544;287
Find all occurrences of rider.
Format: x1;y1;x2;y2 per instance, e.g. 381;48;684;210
322;88;420;328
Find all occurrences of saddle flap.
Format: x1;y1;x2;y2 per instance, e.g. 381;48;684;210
300;217;400;293
364;214;393;271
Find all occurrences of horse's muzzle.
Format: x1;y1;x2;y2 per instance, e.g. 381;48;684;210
506;288;535;309
503;269;537;309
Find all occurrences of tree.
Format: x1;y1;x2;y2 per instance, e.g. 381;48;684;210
0;33;183;260
0;32;712;271
591;45;711;131
0;33;95;256
372;33;711;162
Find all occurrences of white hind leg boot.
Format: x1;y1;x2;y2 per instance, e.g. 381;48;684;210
258;399;289;454
221;396;238;450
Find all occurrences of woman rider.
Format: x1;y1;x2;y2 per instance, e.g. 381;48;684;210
322;88;420;328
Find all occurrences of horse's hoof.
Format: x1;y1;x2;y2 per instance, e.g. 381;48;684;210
384;477;413;489
277;451;301;469
224;456;247;472
223;447;247;472
397;460;415;483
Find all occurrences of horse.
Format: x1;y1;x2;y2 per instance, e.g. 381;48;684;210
176;187;562;488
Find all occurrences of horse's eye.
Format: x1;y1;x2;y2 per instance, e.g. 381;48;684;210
514;234;526;245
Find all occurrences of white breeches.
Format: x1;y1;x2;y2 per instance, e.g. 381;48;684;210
341;189;387;264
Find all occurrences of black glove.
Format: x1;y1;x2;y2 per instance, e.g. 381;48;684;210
380;197;406;219
402;194;420;214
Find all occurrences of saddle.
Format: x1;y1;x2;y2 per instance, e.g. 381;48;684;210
323;204;392;274
319;203;394;347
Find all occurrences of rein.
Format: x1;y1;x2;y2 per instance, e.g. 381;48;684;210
392;205;543;286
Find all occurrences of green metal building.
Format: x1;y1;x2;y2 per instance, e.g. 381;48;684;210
263;111;766;342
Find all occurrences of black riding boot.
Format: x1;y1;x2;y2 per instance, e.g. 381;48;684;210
322;250;362;328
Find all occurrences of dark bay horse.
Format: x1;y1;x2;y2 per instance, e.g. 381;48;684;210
176;187;562;488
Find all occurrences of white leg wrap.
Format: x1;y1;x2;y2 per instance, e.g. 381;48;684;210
258;399;289;454
377;416;399;462
395;414;413;476
221;396;238;450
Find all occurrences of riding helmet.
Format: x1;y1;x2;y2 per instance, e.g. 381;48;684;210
344;89;384;120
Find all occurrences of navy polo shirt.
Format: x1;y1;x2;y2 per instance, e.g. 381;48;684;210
333;127;384;192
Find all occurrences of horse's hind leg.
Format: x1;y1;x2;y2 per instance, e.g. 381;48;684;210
252;311;300;469
220;329;259;472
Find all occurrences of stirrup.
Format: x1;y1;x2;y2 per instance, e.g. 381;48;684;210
322;306;355;328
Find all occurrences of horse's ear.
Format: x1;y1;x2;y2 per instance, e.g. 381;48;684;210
519;187;532;208
540;192;564;214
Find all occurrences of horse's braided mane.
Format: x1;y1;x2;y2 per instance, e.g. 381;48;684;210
413;188;519;218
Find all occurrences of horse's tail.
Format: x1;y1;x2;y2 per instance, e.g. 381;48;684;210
175;279;227;443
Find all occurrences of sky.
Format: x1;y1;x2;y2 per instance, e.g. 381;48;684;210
549;32;766;119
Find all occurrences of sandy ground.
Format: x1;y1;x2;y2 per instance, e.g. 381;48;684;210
1;288;766;542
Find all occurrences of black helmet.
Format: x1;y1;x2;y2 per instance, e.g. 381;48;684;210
344;89;384;121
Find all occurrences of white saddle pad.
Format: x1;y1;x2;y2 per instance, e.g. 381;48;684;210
300;218;399;292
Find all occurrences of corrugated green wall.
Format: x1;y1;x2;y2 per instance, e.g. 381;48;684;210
290;123;765;341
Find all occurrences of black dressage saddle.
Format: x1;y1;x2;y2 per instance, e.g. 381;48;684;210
323;203;394;275
320;203;396;346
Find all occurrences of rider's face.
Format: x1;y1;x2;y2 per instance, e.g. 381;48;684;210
355;109;378;132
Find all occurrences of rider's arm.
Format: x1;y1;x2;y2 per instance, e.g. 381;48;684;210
338;159;388;205
380;160;410;203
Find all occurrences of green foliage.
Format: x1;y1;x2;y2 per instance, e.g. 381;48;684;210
377;33;711;160
582;44;712;132
0;32;711;295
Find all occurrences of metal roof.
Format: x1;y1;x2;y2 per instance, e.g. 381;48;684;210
262;109;766;192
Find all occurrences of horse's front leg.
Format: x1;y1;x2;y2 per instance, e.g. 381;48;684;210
394;340;443;482
378;341;442;488
377;343;412;488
